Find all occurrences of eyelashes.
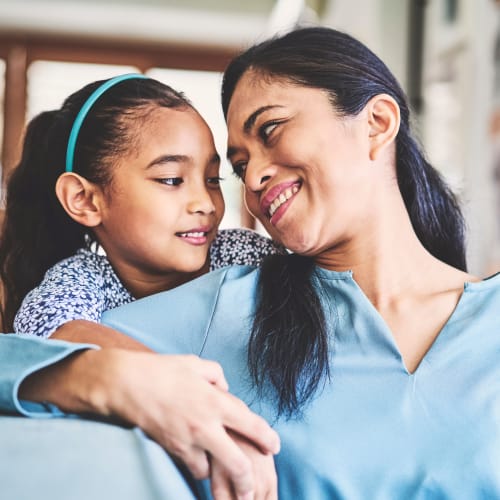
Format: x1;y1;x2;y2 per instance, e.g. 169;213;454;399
155;176;224;187
232;163;247;180
259;122;279;143
231;120;283;180
156;177;183;186
207;176;224;186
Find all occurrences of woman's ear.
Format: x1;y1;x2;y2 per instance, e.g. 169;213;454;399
55;173;103;227
366;94;400;161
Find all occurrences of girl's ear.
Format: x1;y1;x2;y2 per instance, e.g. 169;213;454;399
366;94;400;161
55;173;103;227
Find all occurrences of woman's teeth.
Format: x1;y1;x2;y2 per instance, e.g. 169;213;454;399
269;185;299;217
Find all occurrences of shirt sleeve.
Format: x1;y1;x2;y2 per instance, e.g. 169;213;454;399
0;334;98;417
14;254;108;338
209;228;286;270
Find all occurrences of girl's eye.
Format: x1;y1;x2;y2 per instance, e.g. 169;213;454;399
232;162;247;181
157;177;183;186
207;176;224;186
259;122;279;143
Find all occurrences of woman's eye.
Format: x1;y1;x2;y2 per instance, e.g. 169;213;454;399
157;177;183;186
207;176;224;186
232;162;247;180
259;122;279;142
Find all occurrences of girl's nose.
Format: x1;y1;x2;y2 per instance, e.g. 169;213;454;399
187;186;216;214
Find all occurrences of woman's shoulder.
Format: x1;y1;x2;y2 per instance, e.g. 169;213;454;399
210;228;286;269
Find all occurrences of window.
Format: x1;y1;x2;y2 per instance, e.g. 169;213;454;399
147;67;242;228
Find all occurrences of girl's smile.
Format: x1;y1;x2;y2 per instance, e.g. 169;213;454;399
175;226;214;246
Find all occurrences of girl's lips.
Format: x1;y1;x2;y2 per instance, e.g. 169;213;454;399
176;227;212;246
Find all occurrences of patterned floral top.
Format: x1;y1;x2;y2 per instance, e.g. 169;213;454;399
14;228;284;338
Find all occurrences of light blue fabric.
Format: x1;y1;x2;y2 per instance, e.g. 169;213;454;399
0;416;197;500
99;265;500;499
0;334;97;417
0;334;198;499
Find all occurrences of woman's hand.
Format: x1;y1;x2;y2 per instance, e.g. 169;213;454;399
210;431;278;500
19;348;280;500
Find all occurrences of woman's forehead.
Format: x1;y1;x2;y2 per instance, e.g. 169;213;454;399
227;75;330;126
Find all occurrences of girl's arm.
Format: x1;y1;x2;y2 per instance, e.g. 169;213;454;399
51;320;151;351
17;345;280;499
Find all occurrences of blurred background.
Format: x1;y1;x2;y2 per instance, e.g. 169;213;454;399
0;0;498;276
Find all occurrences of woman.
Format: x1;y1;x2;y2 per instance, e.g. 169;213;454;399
3;27;500;498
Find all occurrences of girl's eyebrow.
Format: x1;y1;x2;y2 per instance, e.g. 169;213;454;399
146;153;220;169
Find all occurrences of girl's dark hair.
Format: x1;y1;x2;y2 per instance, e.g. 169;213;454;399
0;77;191;331
222;27;467;417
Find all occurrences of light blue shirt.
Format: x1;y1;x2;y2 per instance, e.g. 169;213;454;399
100;265;500;499
1;266;499;498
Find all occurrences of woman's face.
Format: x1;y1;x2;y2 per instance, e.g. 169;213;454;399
226;72;375;259
97;106;224;291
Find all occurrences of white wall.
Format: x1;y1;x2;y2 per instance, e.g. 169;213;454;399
322;0;499;275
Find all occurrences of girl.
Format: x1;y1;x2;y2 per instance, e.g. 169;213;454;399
0;74;282;499
0;74;283;339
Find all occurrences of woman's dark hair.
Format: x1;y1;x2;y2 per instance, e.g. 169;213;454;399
0;77;191;331
222;27;467;417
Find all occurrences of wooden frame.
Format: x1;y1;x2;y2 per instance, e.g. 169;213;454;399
0;32;237;177
0;32;254;227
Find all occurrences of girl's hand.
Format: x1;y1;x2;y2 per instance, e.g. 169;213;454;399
210;431;278;500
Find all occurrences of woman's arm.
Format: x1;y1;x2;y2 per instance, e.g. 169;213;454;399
19;346;280;499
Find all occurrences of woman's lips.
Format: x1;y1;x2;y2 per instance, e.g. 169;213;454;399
260;182;301;224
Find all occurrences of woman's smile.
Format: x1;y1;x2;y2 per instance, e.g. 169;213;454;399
260;181;301;224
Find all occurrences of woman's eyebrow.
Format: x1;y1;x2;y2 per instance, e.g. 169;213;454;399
243;105;283;133
227;105;284;160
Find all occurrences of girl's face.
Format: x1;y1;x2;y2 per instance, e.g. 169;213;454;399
97;106;224;293
226;72;375;261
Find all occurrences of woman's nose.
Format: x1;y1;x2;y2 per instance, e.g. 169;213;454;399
244;157;277;192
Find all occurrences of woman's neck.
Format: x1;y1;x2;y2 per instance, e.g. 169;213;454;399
313;190;473;307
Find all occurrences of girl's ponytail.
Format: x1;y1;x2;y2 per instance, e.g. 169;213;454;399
0;111;87;331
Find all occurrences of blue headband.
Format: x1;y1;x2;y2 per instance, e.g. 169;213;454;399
65;73;149;173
